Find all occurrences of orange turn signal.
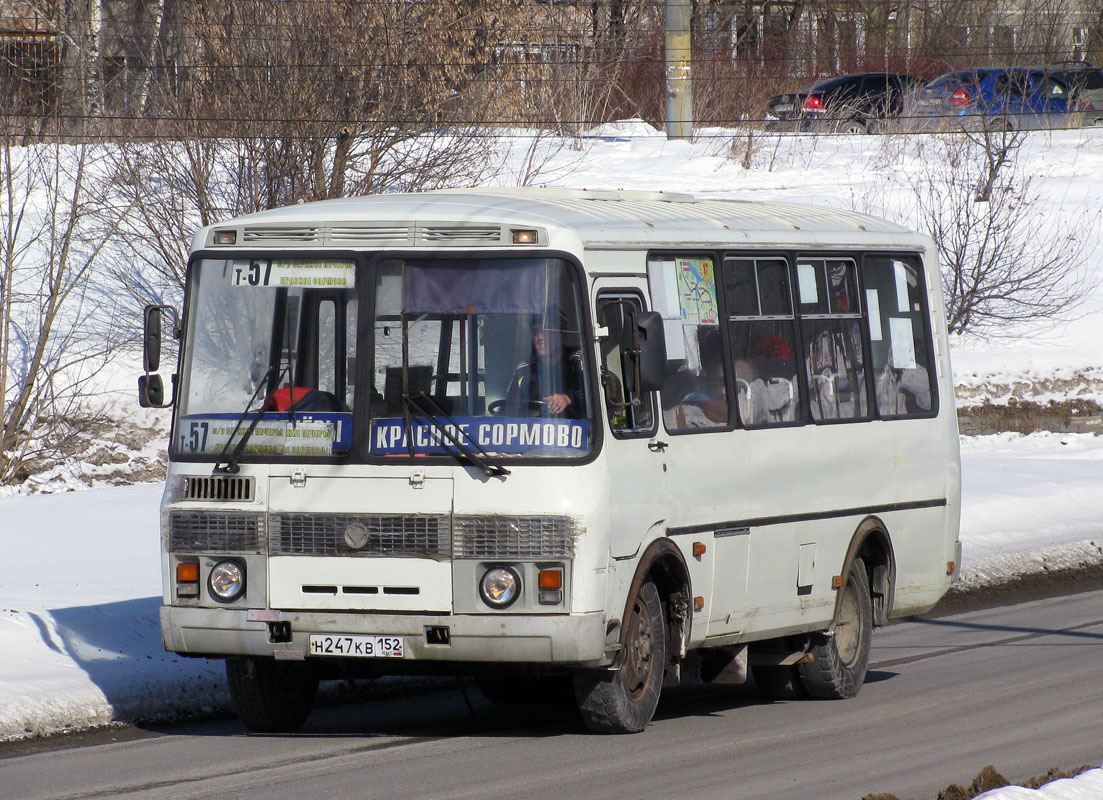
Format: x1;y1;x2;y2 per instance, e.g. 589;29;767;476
692;542;706;558
831;575;843;589
177;562;200;583
538;568;563;590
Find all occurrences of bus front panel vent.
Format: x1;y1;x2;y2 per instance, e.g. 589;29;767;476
242;226;321;243
183;475;255;502
418;225;503;244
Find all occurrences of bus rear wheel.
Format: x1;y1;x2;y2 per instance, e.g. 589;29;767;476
573;578;666;733
225;656;319;733
799;557;872;699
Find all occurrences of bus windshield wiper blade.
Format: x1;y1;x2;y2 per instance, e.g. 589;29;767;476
215;365;275;474
403;392;509;478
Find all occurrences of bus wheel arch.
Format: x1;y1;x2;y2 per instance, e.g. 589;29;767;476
799;556;873;698
573;538;690;733
837;517;896;628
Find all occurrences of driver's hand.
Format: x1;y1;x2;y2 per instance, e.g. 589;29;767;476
545;393;571;414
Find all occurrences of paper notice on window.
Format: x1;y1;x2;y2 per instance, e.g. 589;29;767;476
889;317;917;369
797;262;819;306
866;290;883;341
894;261;911;313
675;257;718;326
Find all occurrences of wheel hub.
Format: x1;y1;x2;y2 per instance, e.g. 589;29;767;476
622;595;655;699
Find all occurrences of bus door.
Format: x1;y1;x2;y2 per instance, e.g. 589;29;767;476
594;287;670;559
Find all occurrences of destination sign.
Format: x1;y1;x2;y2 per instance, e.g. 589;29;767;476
370;416;588;455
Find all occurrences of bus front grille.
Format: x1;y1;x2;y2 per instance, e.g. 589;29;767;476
269;513;450;558
168;511;266;553
166;511;576;560
453;516;575;559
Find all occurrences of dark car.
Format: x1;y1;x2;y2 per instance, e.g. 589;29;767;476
1047;61;1103;126
767;72;924;134
902;67;1079;131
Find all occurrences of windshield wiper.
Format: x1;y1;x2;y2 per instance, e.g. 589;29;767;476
403;392;509;478
214;365;277;474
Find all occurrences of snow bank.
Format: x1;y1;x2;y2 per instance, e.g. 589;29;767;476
978;766;1103;799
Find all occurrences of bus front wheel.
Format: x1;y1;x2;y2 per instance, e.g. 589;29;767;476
799;557;872;699
225;656;319;733
573;578;666;733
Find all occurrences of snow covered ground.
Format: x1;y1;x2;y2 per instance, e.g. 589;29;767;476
2;125;1103;797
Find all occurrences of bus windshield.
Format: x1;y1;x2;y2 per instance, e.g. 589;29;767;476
173;256;593;462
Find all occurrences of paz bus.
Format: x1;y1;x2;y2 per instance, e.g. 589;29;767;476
140;188;961;734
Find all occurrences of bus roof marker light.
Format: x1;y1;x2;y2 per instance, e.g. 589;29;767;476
511;229;538;244
212;229;237;245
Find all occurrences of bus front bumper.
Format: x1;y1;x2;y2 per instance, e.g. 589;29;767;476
160;605;610;666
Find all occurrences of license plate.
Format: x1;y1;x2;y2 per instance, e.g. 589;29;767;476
308;634;405;658
773;104;793;113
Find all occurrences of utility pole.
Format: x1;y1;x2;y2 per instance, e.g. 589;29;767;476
665;0;693;139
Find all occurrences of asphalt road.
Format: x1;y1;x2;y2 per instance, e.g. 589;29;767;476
3;590;1102;800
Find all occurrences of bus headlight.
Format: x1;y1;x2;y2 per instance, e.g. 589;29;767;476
479;567;521;609
208;560;246;602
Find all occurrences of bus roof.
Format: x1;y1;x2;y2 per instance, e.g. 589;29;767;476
192;187;922;253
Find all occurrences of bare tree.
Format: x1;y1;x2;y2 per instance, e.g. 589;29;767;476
105;0;519;306
905;132;1097;335
0;129;125;485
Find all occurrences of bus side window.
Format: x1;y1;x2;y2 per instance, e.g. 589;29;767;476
862;256;936;417
724;257;803;427
797;258;869;422
653;254;728;432
596;295;656;435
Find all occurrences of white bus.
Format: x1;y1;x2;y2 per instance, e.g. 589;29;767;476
141;188;961;734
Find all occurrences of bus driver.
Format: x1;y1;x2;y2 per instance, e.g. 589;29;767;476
505;315;585;418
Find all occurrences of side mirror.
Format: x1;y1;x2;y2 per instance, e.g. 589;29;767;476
636;311;667;393
140;304;179;409
138;374;165;408
144;306;162;372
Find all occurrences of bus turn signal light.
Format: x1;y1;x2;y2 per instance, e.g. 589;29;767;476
832;575;843;589
176;562;200;598
538;567;563;605
538;568;563;590
177;562;200;583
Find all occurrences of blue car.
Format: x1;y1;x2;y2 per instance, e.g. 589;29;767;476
902;67;1078;131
